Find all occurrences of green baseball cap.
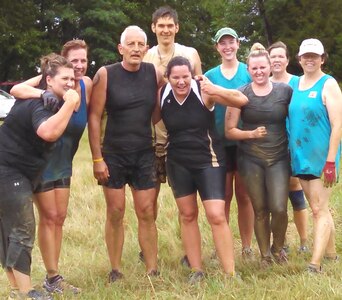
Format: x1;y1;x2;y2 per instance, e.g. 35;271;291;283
213;27;239;43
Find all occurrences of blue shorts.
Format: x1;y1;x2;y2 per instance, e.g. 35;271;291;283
103;148;156;190
166;159;226;200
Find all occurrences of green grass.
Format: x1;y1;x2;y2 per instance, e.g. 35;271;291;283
1;131;342;299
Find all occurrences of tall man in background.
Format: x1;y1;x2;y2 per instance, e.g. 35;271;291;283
144;5;202;219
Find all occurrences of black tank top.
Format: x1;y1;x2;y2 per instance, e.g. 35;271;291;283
161;79;225;169
103;62;157;153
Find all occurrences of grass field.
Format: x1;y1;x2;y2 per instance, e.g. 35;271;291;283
1;131;341;299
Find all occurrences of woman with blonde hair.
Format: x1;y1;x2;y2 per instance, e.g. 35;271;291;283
226;43;292;266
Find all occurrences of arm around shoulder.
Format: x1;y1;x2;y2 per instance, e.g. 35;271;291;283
10;75;43;99
200;76;248;108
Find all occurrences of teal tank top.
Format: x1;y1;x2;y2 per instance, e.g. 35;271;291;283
205;62;251;147
288;74;341;178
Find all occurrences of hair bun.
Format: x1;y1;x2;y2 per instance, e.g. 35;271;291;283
250;43;266;52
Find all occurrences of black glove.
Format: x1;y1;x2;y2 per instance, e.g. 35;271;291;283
41;90;60;113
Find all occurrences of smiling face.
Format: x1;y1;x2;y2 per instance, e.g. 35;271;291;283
152;16;179;46
118;28;147;71
66;48;88;81
168;65;192;101
46;66;75;99
299;53;324;74
269;47;289;76
215;35;239;61
248;55;271;86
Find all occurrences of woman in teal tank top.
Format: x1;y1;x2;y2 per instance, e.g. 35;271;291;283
288;38;342;273
268;41;309;254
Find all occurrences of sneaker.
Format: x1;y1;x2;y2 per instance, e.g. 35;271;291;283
108;269;124;283
241;247;253;259
180;255;191;268
271;246;288;264
188;270;205;284
43;274;80;294
260;256;273;268
139;251;145;262
18;289;52;300
8;288;19;300
323;254;339;262
298;245;309;253
306;263;322;274
276;249;288;264
226;271;242;282
282;244;290;254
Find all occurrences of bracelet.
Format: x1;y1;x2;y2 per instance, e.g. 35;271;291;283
93;157;104;163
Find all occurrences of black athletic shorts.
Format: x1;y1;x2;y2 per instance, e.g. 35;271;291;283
34;178;71;193
225;145;238;172
296;174;319;181
166;159;226;200
103;148;156;190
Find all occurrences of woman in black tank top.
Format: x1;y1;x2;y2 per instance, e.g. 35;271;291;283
158;56;248;282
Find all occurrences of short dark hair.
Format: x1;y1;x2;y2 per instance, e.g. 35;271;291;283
166;56;192;78
267;41;290;59
61;39;88;58
152;6;178;25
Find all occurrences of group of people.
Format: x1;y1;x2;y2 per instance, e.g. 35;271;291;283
0;5;341;299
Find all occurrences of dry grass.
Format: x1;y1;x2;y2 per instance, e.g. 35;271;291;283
1;130;342;299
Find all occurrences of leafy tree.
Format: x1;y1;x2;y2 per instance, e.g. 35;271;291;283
260;0;342;79
1;0;342;81
0;0;47;81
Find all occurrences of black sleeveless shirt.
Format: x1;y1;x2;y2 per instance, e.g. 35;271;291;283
161;79;225;169
103;62;157;153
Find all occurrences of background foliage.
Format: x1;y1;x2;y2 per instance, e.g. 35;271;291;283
1;0;342;81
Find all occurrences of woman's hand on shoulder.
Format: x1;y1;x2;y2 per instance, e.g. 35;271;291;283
196;75;215;95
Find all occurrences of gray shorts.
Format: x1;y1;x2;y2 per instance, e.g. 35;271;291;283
0;166;35;275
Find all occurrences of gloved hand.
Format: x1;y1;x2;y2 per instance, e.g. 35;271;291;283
322;161;336;187
41;90;60;113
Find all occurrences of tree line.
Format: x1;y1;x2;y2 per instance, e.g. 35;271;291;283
1;0;342;82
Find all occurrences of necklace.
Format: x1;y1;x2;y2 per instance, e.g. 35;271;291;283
157;45;175;68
